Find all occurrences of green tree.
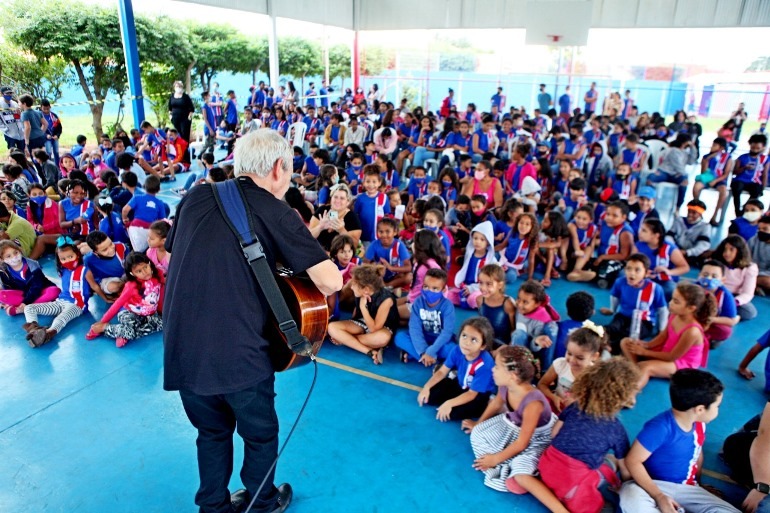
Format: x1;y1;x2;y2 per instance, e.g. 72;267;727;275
361;46;394;75
248;36;269;85
438;54;476;72
746;56;770;72
329;44;350;88
189;23;256;91
4;0;187;138
279;37;323;79
0;42;69;102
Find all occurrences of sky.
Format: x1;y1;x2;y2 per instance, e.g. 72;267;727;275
80;0;769;75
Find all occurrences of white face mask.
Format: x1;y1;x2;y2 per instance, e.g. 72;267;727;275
175;87;183;94
744;211;762;223
4;254;22;267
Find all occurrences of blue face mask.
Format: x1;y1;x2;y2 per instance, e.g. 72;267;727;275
442;180;453;188
412;177;426;186
422;289;444;304
30;196;46;206
424;225;439;233
3;95;12;102
92;158;101;165
351;164;362;171
696;277;721;291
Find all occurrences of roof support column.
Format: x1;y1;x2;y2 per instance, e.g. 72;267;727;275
117;0;145;128
267;0;280;90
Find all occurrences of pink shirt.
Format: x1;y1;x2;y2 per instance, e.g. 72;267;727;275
147;247;170;276
661;317;706;370
408;258;441;303
723;264;758;306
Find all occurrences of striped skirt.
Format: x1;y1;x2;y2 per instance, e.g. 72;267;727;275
470;412;557;492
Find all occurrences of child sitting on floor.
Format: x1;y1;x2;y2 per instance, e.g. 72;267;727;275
83;231;128;303
599;253;668;353
499;212;539;284
554;291;596;359
619;370;738;513
477;264;516;347
0;240;60;316
511;280;560;371
568;200;634;289
328;234;360;318
395;268;455;366
696;260;739;348
621;283;716;391
87;252;164;348
327;265;399;365
364;217;412;290
536;358;640;513
417;316;496;421
447;221;497;309
21;237;90;347
464;345;557;494
537;323;605;413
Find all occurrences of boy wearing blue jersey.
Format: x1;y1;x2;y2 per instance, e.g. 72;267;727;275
354;166;391;248
599;253;668;352
364;217;411;289
731;134;768;216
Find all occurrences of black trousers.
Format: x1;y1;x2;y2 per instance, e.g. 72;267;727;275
179;376;279;513
606;313;654;353
427;377;491;420
731;180;763;214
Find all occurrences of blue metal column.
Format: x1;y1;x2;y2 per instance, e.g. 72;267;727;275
117;0;145;128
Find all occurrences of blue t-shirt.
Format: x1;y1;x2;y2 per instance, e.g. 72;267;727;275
225;99;238;124
84;243;127;282
99;212;129;245
636;241;681;283
554;319;582;359
409;294;456;358
551;403;630;469
734;153;767;184
713;285;738;319
444;346;495;394
441;186;457;205
584;89;597;112
365;238;410;281
610;277;667;324
636;410;705;485
354;192;390;242
304;156;319;178
597;222;633;255
730;217;759;242
558;93;571;114
127;194;166;225
408;179;428;199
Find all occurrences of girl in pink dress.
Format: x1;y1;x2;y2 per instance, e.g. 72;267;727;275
621;283;716;390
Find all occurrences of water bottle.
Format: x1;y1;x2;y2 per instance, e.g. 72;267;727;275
630;309;643;340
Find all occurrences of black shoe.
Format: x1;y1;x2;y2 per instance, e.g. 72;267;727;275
270;483;293;513
231;488;250;513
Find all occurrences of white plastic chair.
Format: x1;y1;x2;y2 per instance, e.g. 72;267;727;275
644;140;669;171
286;122;307;148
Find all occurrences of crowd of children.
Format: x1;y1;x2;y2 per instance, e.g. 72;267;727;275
3;84;770;513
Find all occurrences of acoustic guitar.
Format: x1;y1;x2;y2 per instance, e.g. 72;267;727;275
265;273;329;372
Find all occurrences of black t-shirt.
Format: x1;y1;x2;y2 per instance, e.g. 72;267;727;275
163;177;329;395
314;205;362;251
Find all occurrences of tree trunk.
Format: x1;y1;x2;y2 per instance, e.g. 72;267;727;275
199;73;206;92
90;103;104;140
252;69;256;85
185;60;196;93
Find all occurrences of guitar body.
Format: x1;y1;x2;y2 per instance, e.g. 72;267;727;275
266;275;328;372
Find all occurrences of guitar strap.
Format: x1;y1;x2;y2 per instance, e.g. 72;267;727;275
211;179;313;357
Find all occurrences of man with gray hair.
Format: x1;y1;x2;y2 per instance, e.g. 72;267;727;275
163;129;342;513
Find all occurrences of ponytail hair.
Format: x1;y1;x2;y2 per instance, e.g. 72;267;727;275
676;283;717;328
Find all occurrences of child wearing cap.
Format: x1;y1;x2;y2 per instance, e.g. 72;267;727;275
629;186;661;239
666;200;712;267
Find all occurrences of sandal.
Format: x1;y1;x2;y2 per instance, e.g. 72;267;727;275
542;277;552;287
399;350;409;364
368;348;384;365
551;269;561;279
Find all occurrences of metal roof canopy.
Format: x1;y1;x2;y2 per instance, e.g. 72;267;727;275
181;0;770;30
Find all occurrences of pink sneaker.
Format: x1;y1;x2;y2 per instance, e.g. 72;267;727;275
115;337;128;348
85;329;100;340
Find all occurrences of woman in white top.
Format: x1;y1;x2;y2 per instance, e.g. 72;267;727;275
344;117;366;147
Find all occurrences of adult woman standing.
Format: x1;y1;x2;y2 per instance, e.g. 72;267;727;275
461;159;503;209
309;183;362;252
284;81;299;107
167;81;195;144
